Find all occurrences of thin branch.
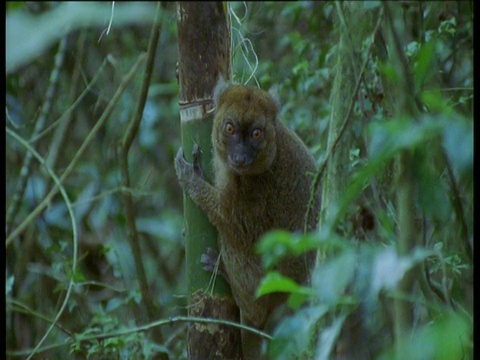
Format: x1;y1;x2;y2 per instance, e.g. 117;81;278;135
44;31;87;175
7;299;74;338
6;315;273;357
304;8;384;232
29;56;108;145
74;280;127;293
118;3;160;312
70;186;150;207
6;53;146;247
441;148;472;261
383;2;420;353
121;9;161;153
6;36;67;236
5;127;78;360
89;316;274;342
117;2;165;355
335;2;376;107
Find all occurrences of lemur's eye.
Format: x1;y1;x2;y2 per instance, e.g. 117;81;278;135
252;128;263;140
225;122;235;136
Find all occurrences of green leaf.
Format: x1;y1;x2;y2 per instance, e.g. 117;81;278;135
287;292;310;311
371;247;435;297
256;271;312;298
368;116;444;159
257;231;291;269
438;17;456;36
414;41;435;91
414;149;451;222
292;60;309;76
7;2;25;11
106;297;125;312
421;90;454;115
379;311;471;360
257;230;318;269
6;275;14;296
442;120;473;175
378;62;400;83
312;251;356;305
349;148;360;161
104;336;122;347
6;2;158;73
425;29;436;42
363;1;381;9
71;269;86;283
405;41;420;58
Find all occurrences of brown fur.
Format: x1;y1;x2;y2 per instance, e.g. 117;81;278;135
175;82;321;359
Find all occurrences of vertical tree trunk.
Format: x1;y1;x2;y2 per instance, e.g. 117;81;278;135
320;3;357;227
176;3;242;359
382;3;419;354
321;3;375;359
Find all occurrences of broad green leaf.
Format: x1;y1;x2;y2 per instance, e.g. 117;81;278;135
371;247;435;297
405;41;420;58
257;230;318;269
442;120;473;175
256;271;312;298
287;292;310;311
292;60;309;76
363;1;381;9
414;41;436;91
6;2;158;73
414;149;451;222
438;17;456;36
312;250;356;305
421;90;454;115
379;311;471;360
106;297;125;313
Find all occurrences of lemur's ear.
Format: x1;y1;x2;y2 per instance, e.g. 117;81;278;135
213;74;231;108
268;84;281;112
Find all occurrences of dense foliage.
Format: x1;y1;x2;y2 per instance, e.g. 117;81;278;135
6;2;472;359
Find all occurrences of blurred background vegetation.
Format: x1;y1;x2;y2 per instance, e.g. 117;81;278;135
6;2;472;359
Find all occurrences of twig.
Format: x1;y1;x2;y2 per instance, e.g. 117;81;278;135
44;31;87;174
89;316;274;341
6;53;146;247
304;8;384;232
335;2;376;108
66;186;160;209
6;315;273;357
382;3;421;353
6;36;67;236
441;148;472;261
117;2;165;355
9;34;88;316
74;280;127;293
7;299;74;338
29;48;108;145
5;127;78;360
118;3;160;313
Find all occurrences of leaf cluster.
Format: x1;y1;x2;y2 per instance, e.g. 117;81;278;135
5;2;472;359
253;2;472;358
